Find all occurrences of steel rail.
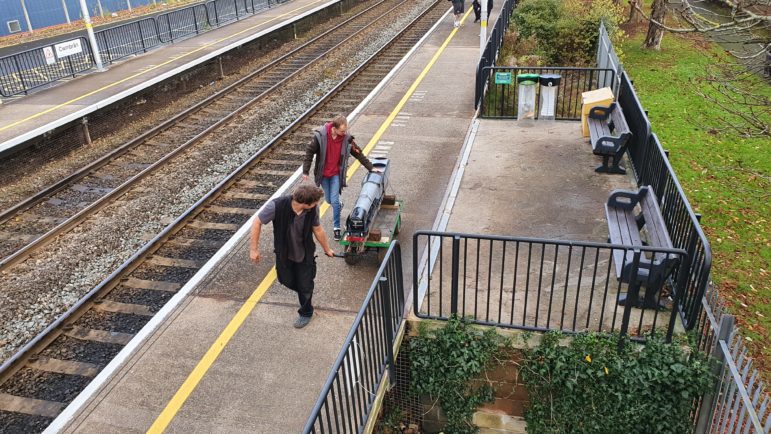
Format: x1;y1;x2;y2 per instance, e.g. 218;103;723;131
0;0;443;396
0;0;410;274
0;0;395;228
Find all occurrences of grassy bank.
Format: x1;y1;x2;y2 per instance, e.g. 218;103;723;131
620;28;770;369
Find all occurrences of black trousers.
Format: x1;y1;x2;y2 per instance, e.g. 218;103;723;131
275;257;317;317
472;0;492;20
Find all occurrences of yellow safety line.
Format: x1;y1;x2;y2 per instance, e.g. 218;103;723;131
0;0;327;134
146;8;469;433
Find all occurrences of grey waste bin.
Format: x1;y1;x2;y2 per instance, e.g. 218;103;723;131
539;74;561;120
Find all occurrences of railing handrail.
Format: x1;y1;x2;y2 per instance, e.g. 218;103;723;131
302;241;405;434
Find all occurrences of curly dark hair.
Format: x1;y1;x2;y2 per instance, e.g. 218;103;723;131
292;184;324;205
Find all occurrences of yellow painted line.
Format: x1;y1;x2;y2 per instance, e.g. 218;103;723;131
146;9;469;433
346;8;471;174
0;0;327;134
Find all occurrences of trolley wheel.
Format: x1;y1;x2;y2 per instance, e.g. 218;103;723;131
345;253;360;265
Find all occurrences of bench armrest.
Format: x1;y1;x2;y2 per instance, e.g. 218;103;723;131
593;132;631;153
607;186;649;211
588;102;617;121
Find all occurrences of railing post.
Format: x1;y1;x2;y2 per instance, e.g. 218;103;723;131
618;248;642;350
695;315;734;433
378;276;396;385
138;22;146;52
450;235;460;316
666;252;690;342
12;55;28;94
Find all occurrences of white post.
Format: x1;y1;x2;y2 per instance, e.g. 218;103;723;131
96;0;104;17
479;0;487;56
126;0;133;12
78;0;105;71
61;0;71;24
20;0;34;33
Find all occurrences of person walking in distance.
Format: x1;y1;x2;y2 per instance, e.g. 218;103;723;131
451;0;465;27
472;0;492;22
302;115;376;242
250;184;335;329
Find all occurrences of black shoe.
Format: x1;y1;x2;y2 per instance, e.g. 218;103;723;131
474;18;480;22
333;228;341;241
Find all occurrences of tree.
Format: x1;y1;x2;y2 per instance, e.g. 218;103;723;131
643;0;667;49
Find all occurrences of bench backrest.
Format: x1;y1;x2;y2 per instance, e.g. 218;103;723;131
610;104;630;135
638;187;673;251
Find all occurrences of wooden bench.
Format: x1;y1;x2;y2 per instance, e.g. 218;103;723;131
588;102;631;174
605;186;679;309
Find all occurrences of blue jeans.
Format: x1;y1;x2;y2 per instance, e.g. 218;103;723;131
320;175;342;229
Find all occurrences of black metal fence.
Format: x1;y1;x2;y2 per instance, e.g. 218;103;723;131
0;37;95;97
617;72;711;331
474;0;516;109
480;66;615;119
303;242;406;434
412;231;688;341
0;0;283;97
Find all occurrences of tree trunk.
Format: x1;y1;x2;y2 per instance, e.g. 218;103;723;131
628;0;640;23
644;0;667;49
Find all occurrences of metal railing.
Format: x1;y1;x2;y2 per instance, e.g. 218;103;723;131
693;291;771;432
0;0;281;97
596;21;622;95
474;0;516;109
412;231;688;341
0;37;95;97
480;66;615;119
303;242;406;434
618;72;711;331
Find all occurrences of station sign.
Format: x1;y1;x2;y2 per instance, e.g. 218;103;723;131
54;39;83;59
43;46;56;65
495;72;512;85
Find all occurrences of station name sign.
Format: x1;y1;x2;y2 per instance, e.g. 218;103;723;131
54;39;83;59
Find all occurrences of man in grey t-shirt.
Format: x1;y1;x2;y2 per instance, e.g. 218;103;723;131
250;184;335;328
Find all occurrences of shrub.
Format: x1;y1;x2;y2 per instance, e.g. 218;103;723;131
510;0;625;65
520;331;714;434
409;316;509;434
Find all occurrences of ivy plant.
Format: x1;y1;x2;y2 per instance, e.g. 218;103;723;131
520;331;714;434
409;316;509;434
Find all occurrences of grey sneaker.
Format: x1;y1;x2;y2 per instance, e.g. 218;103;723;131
333;228;341;241
294;315;312;329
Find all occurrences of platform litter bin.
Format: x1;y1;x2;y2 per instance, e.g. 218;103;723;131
516;73;539;122
581;87;614;137
538;74;561;120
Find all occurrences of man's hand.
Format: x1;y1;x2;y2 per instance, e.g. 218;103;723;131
301;174;309;181
325;248;335;258
250;249;261;263
372;168;383;173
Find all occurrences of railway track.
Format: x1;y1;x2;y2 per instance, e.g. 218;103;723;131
0;1;447;431
0;0;407;272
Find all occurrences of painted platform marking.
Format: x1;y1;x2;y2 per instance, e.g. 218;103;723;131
391;113;411;127
147;8;471;433
409;90;426;102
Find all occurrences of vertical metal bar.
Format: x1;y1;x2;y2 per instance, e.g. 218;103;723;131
560;245;573;330
546;244;559;328
695;316;734;433
474;238;480;319
586;248;600;329
510;241;519;325
498;241;506;323
523;242;532;326
534;243;545;327
618;249;642;348
486;240;493;321
462;238;468;316
451;236;460;316
572;246;586;331
379;276;396;384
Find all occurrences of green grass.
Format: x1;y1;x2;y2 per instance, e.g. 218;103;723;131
621;31;770;370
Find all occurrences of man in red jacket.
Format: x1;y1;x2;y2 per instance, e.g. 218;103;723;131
302;115;376;241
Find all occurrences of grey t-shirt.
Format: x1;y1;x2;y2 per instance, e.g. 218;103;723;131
258;199;320;263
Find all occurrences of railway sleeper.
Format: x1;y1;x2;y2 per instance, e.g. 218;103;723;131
0;393;64;418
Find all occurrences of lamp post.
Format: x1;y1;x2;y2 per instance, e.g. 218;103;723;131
78;0;105;71
479;0;487;56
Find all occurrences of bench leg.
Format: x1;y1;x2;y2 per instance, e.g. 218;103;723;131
609;152;626;174
595;155;626;174
617;286;668;310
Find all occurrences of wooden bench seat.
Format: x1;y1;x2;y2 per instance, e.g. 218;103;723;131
605;186;679;309
588;102;631;174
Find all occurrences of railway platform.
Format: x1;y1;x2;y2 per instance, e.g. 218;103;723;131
46;5;641;434
0;0;340;156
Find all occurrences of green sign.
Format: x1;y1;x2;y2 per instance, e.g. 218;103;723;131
495;72;512;85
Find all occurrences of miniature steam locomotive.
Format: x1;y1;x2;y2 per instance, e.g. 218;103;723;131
341;157;402;264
